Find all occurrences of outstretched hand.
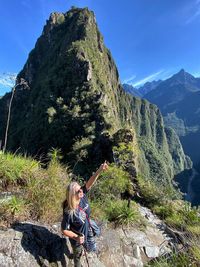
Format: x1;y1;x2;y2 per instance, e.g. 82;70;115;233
99;161;109;172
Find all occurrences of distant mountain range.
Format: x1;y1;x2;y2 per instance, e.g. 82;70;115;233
123;80;162;97
145;69;200;114
143;69;200;164
122;84;142;97
123;69;200;164
123;69;200;205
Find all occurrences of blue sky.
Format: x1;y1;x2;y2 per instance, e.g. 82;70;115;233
1;0;200;94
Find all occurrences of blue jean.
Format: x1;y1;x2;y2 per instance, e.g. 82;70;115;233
84;226;96;252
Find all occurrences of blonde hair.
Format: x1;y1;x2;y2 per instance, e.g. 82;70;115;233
63;182;80;214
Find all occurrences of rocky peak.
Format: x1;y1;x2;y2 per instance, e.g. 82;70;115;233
167;69;200;91
174;69;193;81
42;12;65;37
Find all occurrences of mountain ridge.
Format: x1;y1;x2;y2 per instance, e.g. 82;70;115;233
0;7;191;183
143;69;200;164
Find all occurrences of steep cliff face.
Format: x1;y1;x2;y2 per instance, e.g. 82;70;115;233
0;7;191;181
144;70;200;164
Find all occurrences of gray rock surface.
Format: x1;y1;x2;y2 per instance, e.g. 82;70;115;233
144;246;160;258
0;205;176;267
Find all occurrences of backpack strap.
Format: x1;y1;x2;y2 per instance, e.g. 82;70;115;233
78;206;92;227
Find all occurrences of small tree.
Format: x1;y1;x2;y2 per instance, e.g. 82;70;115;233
2;75;29;153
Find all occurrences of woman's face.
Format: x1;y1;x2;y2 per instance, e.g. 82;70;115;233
74;184;84;200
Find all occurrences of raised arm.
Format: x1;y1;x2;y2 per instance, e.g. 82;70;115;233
86;161;108;191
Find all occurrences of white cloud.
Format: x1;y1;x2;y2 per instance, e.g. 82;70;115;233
185;0;200;24
132;70;164;87
123;74;136;84
192;71;200;77
186;9;200;24
0;73;17;88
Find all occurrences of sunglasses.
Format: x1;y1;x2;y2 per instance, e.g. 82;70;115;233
75;188;82;194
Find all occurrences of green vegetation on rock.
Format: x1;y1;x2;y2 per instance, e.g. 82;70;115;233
0;151;69;224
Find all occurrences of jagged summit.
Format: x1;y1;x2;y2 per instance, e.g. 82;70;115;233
170;69;198;87
42;7;97;37
145;68;200;114
178;68;186;74
17;7;103;87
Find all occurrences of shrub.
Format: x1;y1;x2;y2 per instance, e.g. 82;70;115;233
165;212;185;229
137;174;165;206
137;174;181;207
190;245;200;263
104;199;141;226
153;204;174;220
7;196;25;215
1;196;29;224
57;14;65;24
146;252;191;267
180;203;200;225
186;225;200;236
25;159;69;222
89;164;133;201
0;152;69;224
47;147;63;162
0;152;39;190
154;201;200;233
89;199;107;221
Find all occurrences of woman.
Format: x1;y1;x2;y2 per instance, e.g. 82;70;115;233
61;161;108;267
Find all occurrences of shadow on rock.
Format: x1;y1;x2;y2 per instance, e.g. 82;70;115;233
12;222;72;267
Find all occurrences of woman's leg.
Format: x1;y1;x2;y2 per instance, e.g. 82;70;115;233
72;244;83;267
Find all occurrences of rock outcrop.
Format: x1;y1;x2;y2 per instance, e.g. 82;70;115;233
0;206;177;267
